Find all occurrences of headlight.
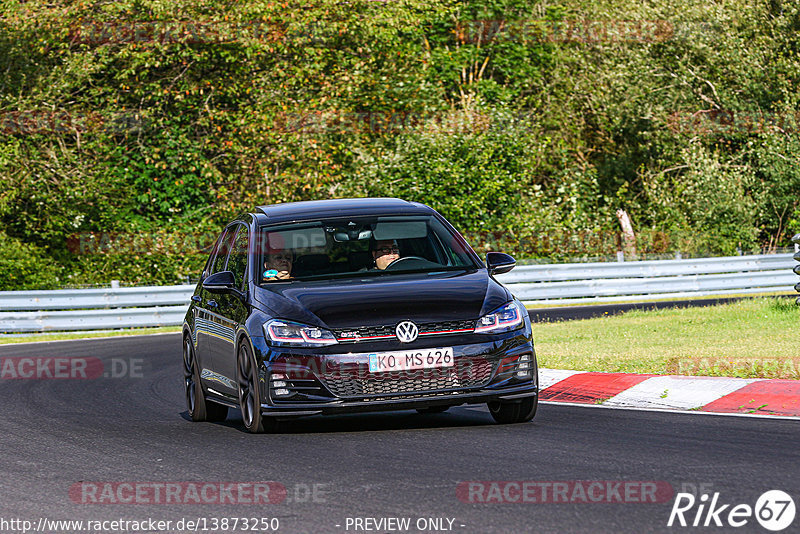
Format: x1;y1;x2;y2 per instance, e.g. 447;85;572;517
263;319;338;347
474;301;524;334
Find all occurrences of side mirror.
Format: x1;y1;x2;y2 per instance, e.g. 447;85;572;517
486;252;516;275
202;271;237;294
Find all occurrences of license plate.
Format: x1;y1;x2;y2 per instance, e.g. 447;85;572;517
368;347;454;373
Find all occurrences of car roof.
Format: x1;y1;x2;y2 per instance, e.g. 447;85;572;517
254;198;433;223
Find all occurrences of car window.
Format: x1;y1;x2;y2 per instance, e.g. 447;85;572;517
227;224;249;289
258;215;478;283
211;227;237;274
203;229;226;278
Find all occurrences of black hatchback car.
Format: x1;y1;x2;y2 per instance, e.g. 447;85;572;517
183;198;538;432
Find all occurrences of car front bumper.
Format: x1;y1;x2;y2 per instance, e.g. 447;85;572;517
251;332;538;419
258;383;538;418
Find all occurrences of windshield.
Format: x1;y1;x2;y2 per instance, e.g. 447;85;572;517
257;215;479;283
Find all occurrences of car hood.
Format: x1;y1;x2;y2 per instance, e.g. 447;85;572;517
252;269;510;328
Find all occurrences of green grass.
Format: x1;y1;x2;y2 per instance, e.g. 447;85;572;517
523;290;793;308
0;326;181;344
534;298;800;379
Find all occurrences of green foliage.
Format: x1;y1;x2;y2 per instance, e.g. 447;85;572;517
0;232;62;289
1;0;799;289
344;117;535;233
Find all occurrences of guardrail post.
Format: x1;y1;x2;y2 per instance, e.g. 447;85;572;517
675;251;682;260
793;234;800;305
111;280;120;289
616;251;624;262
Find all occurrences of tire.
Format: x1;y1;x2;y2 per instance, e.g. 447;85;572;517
487;396;538;424
416;406;450;414
237;341;277;433
183;336;228;422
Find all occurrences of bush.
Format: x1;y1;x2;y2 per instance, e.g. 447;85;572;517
1;0;799;288
0;232;62;290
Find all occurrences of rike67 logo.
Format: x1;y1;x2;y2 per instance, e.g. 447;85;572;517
668;490;796;531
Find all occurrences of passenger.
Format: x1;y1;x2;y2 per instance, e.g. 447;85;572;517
263;250;293;280
371;239;400;270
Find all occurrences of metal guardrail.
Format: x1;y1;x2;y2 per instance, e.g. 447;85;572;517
496;252;796;305
1;306;189;332
0;253;795;333
0;285;194;311
0;285;195;333
793;234;800;304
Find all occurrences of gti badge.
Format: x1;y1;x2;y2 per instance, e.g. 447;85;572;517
395;321;419;343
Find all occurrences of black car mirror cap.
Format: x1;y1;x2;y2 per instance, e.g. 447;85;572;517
202;271;237;294
486;252;516;275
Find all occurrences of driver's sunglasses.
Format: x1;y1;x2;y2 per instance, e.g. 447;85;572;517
376;246;400;255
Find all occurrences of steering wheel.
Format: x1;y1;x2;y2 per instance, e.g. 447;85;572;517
384;256;428;270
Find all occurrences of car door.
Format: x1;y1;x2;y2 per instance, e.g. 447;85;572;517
197;226;238;393
210;223;251;395
193;228;226;382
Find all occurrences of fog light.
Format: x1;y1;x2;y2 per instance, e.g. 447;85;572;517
272;380;287;388
272;373;286;380
518;363;530;370
273;388;290;396
520;354;530;362
516;371;530;378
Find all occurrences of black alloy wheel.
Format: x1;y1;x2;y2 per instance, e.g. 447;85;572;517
487;396;538;424
184;337;228;422
237;342;277;433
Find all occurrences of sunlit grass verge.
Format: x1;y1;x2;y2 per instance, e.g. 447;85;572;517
523;290;793;308
0;326;181;344
534;298;800;379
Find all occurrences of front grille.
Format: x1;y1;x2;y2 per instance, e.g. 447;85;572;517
320;357;493;398
418;320;476;335
334;325;394;340
334;319;475;342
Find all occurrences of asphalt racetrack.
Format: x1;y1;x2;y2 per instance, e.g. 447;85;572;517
1;334;798;534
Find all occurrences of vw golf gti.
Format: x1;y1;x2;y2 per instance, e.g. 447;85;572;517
183;198;538;432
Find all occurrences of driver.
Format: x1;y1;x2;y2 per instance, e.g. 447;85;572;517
371;239;400;270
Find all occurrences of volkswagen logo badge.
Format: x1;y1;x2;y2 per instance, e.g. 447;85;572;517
395;321;419;343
